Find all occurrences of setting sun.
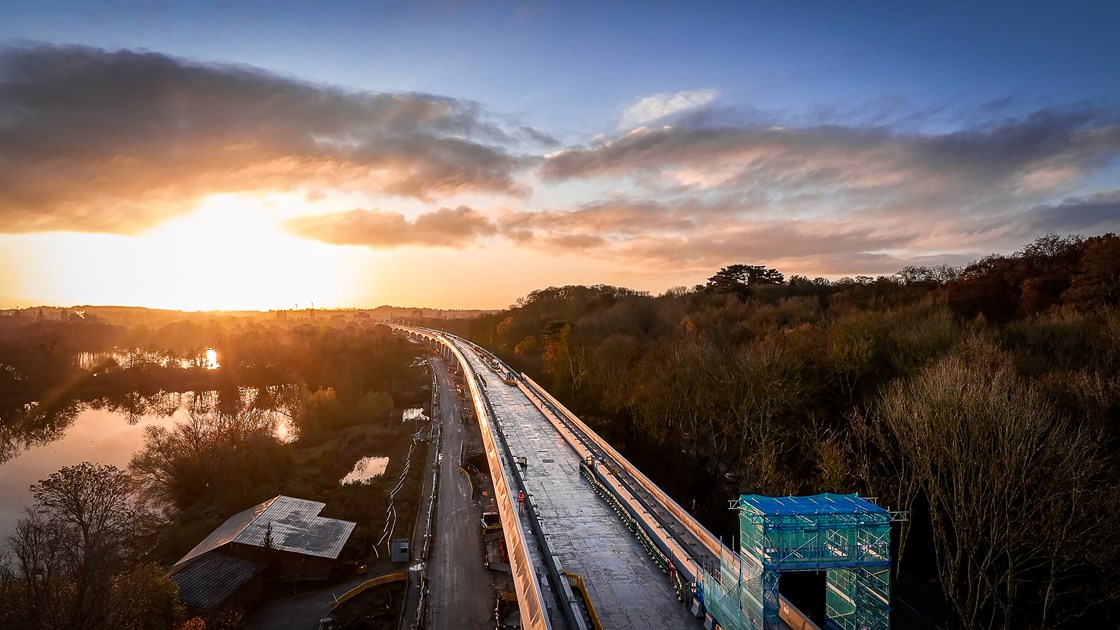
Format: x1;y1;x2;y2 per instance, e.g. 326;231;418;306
17;194;373;311
203;348;219;369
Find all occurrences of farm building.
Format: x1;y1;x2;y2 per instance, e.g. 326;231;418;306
169;552;265;612
170;495;357;610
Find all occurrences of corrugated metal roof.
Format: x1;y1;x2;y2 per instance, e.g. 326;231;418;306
173;495;356;570
236;495;356;559
170;552;264;610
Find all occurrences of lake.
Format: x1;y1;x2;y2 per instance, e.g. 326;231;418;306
0;388;293;542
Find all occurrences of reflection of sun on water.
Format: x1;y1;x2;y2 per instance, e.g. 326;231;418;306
203;348;219;369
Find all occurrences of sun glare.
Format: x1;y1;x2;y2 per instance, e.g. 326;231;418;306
24;194;374;311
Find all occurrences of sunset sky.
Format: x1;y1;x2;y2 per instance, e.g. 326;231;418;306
1;1;1119;310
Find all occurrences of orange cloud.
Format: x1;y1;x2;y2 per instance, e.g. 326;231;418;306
0;45;532;234
284;206;497;248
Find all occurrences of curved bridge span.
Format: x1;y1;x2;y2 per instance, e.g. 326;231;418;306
393;325;817;630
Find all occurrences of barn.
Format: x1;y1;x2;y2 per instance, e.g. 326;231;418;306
170;495;357;610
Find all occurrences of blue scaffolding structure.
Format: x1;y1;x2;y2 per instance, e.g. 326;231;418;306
699;493;892;630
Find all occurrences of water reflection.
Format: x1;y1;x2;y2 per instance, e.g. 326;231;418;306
0;385;300;541
402;407;427;423
73;347;222;371
88;390;185;425
340;456;390;484
0;385;300;465
0;399;83;465
0;403;183;541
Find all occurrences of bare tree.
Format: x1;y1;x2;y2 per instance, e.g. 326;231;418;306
718;338;804;493
3;507;68;629
867;338;1115;628
30;462;140;629
130;407;277;509
849;409;922;577
1;464;149;629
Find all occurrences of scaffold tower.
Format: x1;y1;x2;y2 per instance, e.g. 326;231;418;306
699;493;892;630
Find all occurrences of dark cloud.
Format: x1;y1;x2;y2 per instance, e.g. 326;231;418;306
0;44;533;233
1025;190;1120;234
915;109;1114;176
514;125;561;148
7;44;1117;281
531;109;1120;277
282;96;1120;273
284;206;497;248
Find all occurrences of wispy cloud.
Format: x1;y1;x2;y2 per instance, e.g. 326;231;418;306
284;206;497;248
486;198;1025;275
501;200;711;237
546;110;1120;202
619;88;718;128
494;199;913;271
0;44;536;234
513;107;1120;273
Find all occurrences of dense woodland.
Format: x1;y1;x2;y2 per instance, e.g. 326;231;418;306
0;316;427;629
425;233;1120;629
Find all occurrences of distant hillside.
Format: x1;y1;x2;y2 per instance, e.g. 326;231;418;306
0;304;497;328
365;305;497;321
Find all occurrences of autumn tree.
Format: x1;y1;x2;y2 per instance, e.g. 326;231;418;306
1063;233;1120;309
629;336;723;455
541;320;586;399
585;333;641;413
37;463;142;627
104;562;183;630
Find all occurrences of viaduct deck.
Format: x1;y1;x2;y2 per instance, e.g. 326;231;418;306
394;325;812;630
460;340;701;629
